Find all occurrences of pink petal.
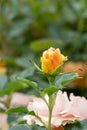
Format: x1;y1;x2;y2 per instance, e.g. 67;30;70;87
10;92;35;107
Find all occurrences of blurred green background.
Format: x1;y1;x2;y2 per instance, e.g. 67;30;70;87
0;0;87;97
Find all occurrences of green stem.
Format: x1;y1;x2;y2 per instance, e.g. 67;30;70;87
48;96;53;130
6;94;12;108
36;115;48;130
48;76;54;87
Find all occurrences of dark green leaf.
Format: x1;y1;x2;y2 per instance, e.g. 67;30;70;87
6;107;36;116
0;107;5;112
18;120;27;124
31;124;46;130
9;125;30;130
64;119;87;130
9;124;46;130
7;114;18;125
6;107;29;114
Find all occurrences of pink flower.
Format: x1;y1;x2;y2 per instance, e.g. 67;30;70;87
24;91;87;128
0;114;9;130
10;92;35;107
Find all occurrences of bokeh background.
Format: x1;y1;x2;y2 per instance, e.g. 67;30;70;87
0;0;87;97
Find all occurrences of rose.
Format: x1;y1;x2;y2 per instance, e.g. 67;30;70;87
24;91;87;129
40;47;67;74
10;92;35;107
0;114;9;130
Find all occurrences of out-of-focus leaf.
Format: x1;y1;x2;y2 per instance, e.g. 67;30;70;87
0;90;9;95
6;107;36;116
7;80;28;93
9;125;30;130
17;78;39;92
6;107;29;114
0;16;12;24
31;124;46;130
0;107;5;112
10;68;34;80
54;72;78;88
9;124;46;130
0;75;8;89
16;54;34;68
30;39;64;52
64;119;87;130
7;114;18;125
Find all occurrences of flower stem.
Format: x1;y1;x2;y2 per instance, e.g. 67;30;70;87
48;96;53;130
36;115;48;130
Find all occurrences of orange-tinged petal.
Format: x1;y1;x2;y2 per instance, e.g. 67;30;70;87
0;61;7;75
41;47;67;74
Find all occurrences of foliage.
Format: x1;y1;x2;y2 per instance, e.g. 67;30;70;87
0;0;87;130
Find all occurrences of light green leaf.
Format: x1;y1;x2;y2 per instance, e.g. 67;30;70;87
10;68;34;80
30;39;63;52
16;54;34;69
7;80;28;93
17;78;39;92
54;72;78;88
43;86;58;96
0;74;8;89
0;89;9;95
52;64;63;75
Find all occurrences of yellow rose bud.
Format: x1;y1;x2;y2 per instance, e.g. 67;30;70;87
41;47;67;74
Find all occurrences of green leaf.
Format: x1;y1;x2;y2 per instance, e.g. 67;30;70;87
9;125;30;130
17;78;39;92
6;107;36;116
10;69;34;80
16;54;34;69
9;124;46;130
7;80;28;93
0;89;9;95
31;124;46;130
33;62;42;72
6;107;29;114
54;72;78;88
30;39;63;52
0;107;5;112
52;64;63;75
43;86;58;96
0;74;8;89
7;114;18;125
18;120;27;124
64;119;87;130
